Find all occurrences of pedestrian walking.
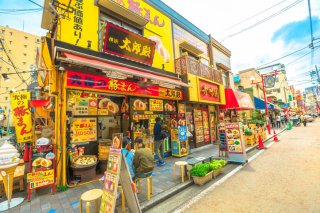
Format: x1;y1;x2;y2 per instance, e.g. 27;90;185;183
276;115;281;129
270;115;275;128
154;117;165;166
300;114;307;127
0;127;2;138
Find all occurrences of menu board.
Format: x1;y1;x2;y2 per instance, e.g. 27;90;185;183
27;170;54;189
149;99;164;111
70;117;97;143
218;124;227;151
30;145;55;172
194;109;204;143
202;110;210;143
225;123;243;153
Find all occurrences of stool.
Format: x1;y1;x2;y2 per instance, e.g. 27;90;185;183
173;161;190;183
0;165;25;198
135;176;153;201
80;189;103;213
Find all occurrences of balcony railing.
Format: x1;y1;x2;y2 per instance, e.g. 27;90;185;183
175;55;223;84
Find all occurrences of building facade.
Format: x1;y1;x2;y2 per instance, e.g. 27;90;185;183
0;26;41;128
40;0;231;186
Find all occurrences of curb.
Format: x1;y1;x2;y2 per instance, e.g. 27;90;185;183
141;128;288;212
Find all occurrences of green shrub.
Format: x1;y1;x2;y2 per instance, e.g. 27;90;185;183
190;163;210;177
210;159;227;170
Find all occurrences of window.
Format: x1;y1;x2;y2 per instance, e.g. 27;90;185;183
1;30;5;34
276;78;279;82
8;50;11;53
4;106;7;110
23;62;26;65
24;45;27;48
0;48;2;51
277;89;281;93
100;13;142;35
23;53;27;56
5;87;8;91
10;32;13;36
9;41;12;45
7;68;10;71
25;36;28;40
5;97;8;101
36;38;41;43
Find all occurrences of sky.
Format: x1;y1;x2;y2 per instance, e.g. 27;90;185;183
1;0;320;91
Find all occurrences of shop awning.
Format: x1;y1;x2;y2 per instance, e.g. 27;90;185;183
219;89;255;110
58;52;190;88
254;97;275;110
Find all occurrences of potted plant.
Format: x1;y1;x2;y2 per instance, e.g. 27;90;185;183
210;160;226;178
190;163;212;185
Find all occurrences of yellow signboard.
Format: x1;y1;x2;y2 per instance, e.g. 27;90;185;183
109;0;175;72
10;92;33;143
70;117;97;143
149;99;164;111
57;0;99;51
27;169;54;189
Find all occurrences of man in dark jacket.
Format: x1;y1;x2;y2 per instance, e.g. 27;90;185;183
154;117;165;166
133;137;154;178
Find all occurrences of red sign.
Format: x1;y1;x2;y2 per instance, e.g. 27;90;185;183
104;23;156;66
199;79;220;103
67;71;183;100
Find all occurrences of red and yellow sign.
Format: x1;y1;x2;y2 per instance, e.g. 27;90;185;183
149;99;163;111
27;169;54;189
70;117;97;143
67;71;183;100
199;79;220;103
10;92;33;143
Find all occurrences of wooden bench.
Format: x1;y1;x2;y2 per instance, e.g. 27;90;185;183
0;164;25;198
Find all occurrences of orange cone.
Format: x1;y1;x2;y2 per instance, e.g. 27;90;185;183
257;134;267;149
273;130;279;142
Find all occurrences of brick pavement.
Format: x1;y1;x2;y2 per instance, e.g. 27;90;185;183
0;130;277;213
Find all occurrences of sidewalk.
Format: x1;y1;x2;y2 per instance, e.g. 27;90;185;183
0;128;286;213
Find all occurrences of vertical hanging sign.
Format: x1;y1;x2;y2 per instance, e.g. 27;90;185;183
10;92;33;143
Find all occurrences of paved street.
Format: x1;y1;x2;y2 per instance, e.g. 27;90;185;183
176;119;320;213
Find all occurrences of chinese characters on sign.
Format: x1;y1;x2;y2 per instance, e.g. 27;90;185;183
73;0;83;45
104;23;155;65
27;169;54;189
111;0;165;27
199;80;220;103
70;117;97;143
67;71;183;100
10;92;33;143
149;99;163;111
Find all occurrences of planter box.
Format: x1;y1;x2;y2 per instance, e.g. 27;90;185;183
212;169;222;179
193;171;213;186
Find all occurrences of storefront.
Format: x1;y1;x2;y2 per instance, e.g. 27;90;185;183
184;74;226;148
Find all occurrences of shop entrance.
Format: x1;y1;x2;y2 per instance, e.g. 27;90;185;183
66;90;127;186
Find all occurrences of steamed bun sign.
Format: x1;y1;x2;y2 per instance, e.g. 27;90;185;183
10;92;33;143
70;118;97;143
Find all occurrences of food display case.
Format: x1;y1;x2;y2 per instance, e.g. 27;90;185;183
194;109;204;143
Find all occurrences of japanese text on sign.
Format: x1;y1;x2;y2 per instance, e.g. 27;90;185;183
70;117;97;143
104;23;155;66
67;71;183;100
149;99;163;111
27;169;54;189
10;92;33;143
73;0;83;45
111;0;165;27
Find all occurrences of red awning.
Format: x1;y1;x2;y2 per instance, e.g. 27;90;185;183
58;52;189;88
219;88;255;110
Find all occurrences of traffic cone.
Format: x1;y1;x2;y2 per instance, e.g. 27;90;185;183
257;134;267;149
273;130;279;142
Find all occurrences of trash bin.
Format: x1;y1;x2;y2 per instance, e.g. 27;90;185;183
287;122;292;130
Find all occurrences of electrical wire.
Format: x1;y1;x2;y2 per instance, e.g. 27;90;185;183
27;0;44;9
224;0;288;31
0;76;32;96
221;0;304;42
285;46;320;66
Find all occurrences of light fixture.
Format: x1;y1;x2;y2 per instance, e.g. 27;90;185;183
1;73;10;82
58;66;65;71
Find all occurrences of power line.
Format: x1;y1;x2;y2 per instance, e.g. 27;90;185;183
285;46;320;66
256;45;310;69
27;0;44;9
224;0;288;31
221;0;304;42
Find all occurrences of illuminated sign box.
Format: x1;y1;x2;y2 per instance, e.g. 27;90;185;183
104;22;156;66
